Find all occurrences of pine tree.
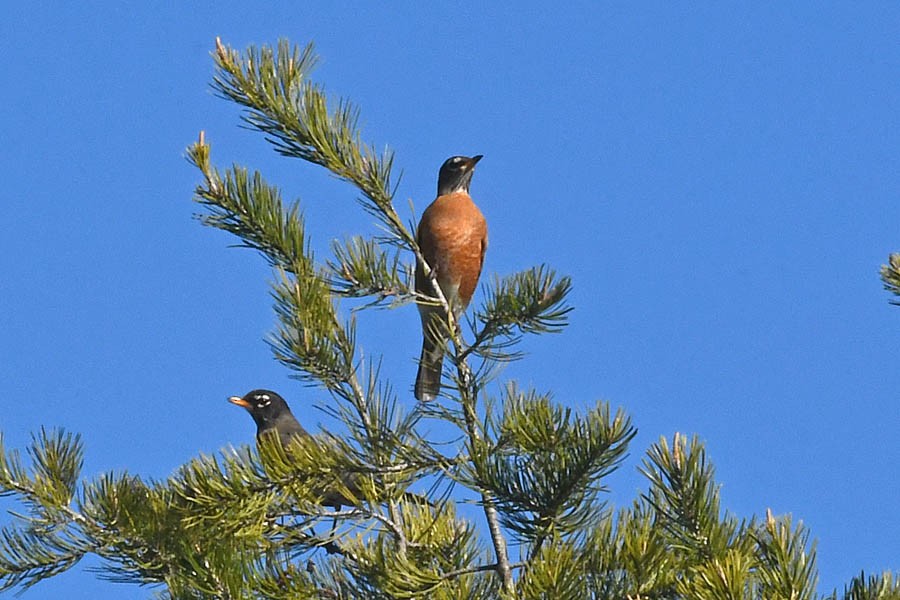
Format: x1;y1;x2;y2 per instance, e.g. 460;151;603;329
2;37;898;599
881;254;900;306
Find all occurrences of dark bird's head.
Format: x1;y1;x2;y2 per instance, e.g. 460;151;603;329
229;389;298;434
437;154;482;196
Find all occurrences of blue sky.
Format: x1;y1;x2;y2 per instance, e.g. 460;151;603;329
1;3;898;597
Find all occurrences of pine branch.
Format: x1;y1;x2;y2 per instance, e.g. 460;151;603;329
79;473;184;586
518;538;588;600
829;570;900;600
326;236;415;307
675;547;757;600
465;266;573;362
346;500;497;598
188;136;370;423
754;509;817;600
880;253;900;306
210;38;409;249
581;505;677;598
0;430;96;592
438;307;515;593
318;365;445;487
243;549;326;599
26;429;83;512
188;137;309;274
411;247;516;592
0;525;91;592
639;433;738;561
471;386;635;553
268;269;357;392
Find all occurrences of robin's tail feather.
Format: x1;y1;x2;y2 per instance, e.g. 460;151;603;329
415;336;443;402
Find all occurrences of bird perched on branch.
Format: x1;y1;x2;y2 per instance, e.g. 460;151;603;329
415;155;488;402
229;389;359;508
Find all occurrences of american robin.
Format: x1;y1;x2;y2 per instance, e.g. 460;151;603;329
229;389;359;508
415;155;488;402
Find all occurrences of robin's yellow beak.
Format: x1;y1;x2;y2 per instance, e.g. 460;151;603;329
228;396;252;409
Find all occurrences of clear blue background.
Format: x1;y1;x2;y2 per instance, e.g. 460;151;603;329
2;3;898;597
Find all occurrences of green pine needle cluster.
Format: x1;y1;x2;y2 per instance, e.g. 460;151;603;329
2;37;898;599
881;253;900;306
476;386;635;547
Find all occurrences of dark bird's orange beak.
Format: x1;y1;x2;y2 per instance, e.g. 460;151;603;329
228;396;251;409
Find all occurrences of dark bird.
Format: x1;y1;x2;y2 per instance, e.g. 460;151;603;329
415;155;488;402
229;389;358;508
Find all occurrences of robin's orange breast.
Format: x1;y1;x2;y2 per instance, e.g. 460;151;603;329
416;192;487;308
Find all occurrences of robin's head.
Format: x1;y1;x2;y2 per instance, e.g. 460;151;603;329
437;155;482;196
229;389;292;429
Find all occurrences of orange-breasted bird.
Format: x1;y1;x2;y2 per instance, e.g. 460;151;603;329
229;389;359;508
230;389;435;510
414;155;488;401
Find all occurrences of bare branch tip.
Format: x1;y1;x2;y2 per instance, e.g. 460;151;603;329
672;432;683;468
214;36;226;59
